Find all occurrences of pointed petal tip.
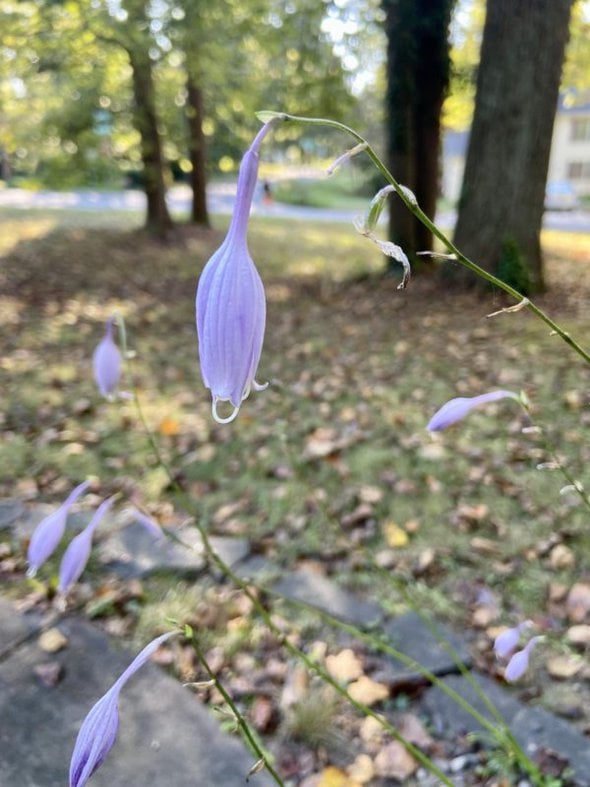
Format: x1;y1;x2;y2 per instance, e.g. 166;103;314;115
427;390;520;431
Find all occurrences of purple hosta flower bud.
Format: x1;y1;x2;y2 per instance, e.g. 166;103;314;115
196;121;278;424
58;497;115;593
27;481;91;576
504;636;543;683
427;390;520;432
70;632;176;787
494;621;532;660
125;506;165;540
93;318;122;398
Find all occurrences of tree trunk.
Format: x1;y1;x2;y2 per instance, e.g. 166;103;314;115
186;74;210;226
382;0;453;270
128;47;173;238
451;0;573;294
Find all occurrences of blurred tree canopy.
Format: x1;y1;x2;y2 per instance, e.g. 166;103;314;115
0;0;359;193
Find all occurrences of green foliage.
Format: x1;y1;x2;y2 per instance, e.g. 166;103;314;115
497;237;532;295
273;169;372;210
0;0;360;185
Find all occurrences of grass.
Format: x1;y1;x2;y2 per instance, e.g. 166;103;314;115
271;167;377;211
2;207;590;744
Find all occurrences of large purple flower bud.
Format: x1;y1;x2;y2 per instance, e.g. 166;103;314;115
69;632;176;787
196;122;277;423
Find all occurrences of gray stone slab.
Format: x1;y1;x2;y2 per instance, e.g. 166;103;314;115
423;673;590;785
98;518;250;579
210;535;252;569
272;569;384;627
381;612;472;677
0;598;42;657
234;555;279;583
0;499;25;530
0;616;275;787
98;520;206;577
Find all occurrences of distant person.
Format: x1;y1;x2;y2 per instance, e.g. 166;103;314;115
262;180;273;206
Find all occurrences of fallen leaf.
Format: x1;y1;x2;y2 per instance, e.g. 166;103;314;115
383;521;409;548
566;583;590;622
347;754;375;784
158;416;180;436
374;741;418;779
358;485;383;504
348;675;389;706
325;648;363;684
341;503;374;528
549;544;575;570
454;503;489;529
414;548;436;575
317;766;361;787
359;715;386;746
33;661;63;687
472;605;498;628
549;582;568;602
470;537;500;556
397;713;434;749
546;656;584;679
404;518;420;534
38;628;68;653
250;696;278;733
566;624;590;647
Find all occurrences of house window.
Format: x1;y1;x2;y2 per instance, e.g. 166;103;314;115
567;161;590;179
571;118;590;141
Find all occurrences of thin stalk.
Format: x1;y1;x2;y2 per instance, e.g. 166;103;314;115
189;633;284;786
271;112;590;368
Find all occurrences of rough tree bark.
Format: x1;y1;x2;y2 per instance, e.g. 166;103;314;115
127;45;173;238
451;0;573;294
185;73;209;226
382;0;454;269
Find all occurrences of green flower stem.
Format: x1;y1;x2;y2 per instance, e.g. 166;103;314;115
520;404;590;514
188;632;284;786
271;112;590;369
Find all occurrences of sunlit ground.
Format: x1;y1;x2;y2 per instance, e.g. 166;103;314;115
1;207;590;730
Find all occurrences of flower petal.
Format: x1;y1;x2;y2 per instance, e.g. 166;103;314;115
58;497;115;593
27;481;91;575
427;390;519;432
504;636;542;682
69;632;175;787
69;686;120;787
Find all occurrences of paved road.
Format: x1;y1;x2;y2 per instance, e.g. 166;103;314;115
0;184;589;233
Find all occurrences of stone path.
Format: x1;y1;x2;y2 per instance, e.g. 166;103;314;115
2;500;590;785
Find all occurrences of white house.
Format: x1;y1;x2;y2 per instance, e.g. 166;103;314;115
547;93;590;195
442;92;590;202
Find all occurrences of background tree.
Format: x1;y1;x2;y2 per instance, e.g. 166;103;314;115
451;0;574;294
119;0;173;237
382;0;455;266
